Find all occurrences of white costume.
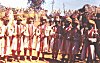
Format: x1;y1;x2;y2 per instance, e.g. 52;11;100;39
36;27;41;51
1;25;11;57
0;26;5;56
12;24;24;51
24;24;34;49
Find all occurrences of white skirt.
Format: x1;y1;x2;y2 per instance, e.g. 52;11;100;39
1;38;5;57
50;38;54;50
12;37;17;50
0;39;2;55
24;36;29;48
36;37;48;52
32;35;37;49
90;45;95;60
5;37;11;55
43;37;48;52
20;36;24;51
36;37;40;51
1;37;11;56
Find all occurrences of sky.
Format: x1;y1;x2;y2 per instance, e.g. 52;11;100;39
42;0;100;10
42;0;100;14
0;0;28;8
0;0;100;13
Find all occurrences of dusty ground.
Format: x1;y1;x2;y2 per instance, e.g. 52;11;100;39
0;50;99;63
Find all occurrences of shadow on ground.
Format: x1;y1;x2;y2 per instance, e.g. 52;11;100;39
0;53;99;63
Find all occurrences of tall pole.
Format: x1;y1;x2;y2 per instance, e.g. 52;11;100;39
52;0;54;12
63;3;65;14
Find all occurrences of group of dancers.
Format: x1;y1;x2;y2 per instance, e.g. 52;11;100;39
0;8;100;63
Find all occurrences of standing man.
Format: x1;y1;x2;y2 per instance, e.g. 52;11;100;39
0;19;4;60
56;22;64;52
44;22;52;52
2;18;10;62
52;22;64;60
24;18;34;61
28;18;34;61
61;18;72;61
12;17;22;61
36;25;44;60
16;19;23;61
71;23;81;63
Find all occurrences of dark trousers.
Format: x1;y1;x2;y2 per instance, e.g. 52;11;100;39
94;43;100;59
